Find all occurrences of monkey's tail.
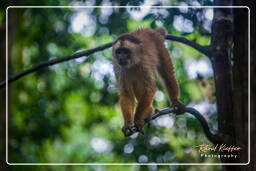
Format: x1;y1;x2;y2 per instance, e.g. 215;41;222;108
156;28;167;37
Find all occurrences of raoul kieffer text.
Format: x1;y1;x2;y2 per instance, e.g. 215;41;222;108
195;144;241;153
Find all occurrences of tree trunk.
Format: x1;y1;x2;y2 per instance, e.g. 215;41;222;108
212;0;255;170
0;11;7;171
211;0;239;164
232;1;256;170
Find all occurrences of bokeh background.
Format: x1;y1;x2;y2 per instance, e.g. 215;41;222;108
3;0;223;170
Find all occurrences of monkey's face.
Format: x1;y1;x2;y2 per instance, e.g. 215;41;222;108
115;47;132;66
113;40;143;68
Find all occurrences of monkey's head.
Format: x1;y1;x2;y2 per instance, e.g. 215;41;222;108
112;34;143;68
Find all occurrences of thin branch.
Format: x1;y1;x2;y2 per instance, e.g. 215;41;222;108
145;107;222;145
0;34;211;88
165;34;211;57
0;42;112;88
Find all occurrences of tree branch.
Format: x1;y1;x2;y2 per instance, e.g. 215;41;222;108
0;34;211;88
165;34;211;57
0;42;112;88
146;107;222;145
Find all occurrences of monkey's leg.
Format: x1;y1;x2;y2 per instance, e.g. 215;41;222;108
134;93;155;134
119;94;135;136
158;47;185;109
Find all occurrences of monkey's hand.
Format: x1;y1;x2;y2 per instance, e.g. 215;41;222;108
172;99;186;115
122;125;137;137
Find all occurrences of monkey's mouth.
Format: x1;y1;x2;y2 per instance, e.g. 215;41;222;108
118;60;128;66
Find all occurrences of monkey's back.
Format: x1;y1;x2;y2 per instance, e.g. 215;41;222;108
131;28;166;47
130;28;166;67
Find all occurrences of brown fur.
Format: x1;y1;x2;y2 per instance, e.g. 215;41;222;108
112;28;184;136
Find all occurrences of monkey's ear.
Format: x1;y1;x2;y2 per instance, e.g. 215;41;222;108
157;28;166;37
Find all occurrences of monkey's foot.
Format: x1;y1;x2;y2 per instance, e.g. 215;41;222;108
172;100;186;115
134;123;144;135
122;125;137;137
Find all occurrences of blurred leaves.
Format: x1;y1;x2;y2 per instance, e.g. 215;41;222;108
5;0;220;170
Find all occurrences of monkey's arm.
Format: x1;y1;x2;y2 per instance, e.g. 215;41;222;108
119;92;136;136
134;91;155;133
158;46;185;108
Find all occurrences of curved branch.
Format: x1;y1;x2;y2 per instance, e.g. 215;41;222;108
0;42;112;88
165;35;211;57
145;107;222;145
0;34;211;88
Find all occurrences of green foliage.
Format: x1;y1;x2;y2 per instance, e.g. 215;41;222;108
4;0;220;170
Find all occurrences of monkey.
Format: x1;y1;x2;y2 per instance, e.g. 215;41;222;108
112;28;185;136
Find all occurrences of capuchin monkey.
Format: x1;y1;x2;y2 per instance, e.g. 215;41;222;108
112;28;185;136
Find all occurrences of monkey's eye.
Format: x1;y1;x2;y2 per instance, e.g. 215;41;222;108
116;48;130;56
116;50;122;55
